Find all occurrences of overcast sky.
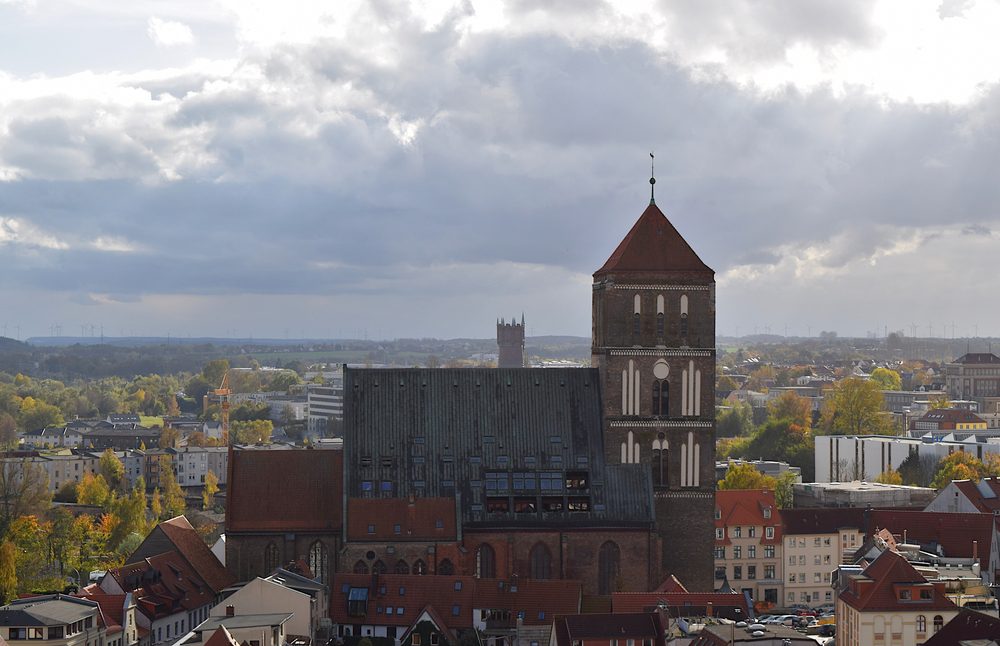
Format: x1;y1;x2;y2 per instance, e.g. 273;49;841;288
1;0;999;341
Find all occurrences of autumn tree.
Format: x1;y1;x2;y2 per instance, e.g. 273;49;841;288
931;451;994;489
99;449;125;492
897;453;940;487
159;426;180;449
775;471;797;509
231;419;273;444
820;377;890;435
717;401;754;438
77;473;112;507
202;359;230;389
0;541;16;603
159;455;186;518
17;396;64;432
718;462;777;491
870;368;902;391
874;468;903;485
109;480;148;549
716;375;739;392
202;470;219;510
150;488;163;520
0;459;51;538
768;391;813;428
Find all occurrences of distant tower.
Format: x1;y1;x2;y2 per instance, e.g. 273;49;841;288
497;315;526;368
592;169;716;591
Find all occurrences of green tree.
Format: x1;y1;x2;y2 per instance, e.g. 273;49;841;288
268;371;302;392
202;470;219;510
775;471;797;509
718;462;777;491
874;468;903;485
727;419;816;481
185;375;213;406
716;375;739;391
202;360;230;389
717;401;754;438
99;449;126;492
0;541;17;603
109;481;148;548
870;368;902;391
53;482;77;503
897;452;940;487
159;456;185;518
820;377;890;436
17;397;64;432
768;391;813;428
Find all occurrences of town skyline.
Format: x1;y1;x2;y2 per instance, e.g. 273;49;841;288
3;1;1000;339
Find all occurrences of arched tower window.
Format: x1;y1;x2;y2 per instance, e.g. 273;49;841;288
652;433;668;487
632;294;641;335
413;559;427;575
308;541;328;583
476;544;496;579
529;543;552;580
656;295;665;337
438;559;455;575
916;616;926;633
394;559;410;574
652;360;670;416
264;542;279;574
353;560;369;574
598;541;621;595
372;559;387;575
933;616;944;632
680;294;689;337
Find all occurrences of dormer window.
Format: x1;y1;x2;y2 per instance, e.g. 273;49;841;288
763;507;772;519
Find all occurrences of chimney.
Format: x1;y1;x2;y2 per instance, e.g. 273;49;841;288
974;540;978;562
225;605;235;617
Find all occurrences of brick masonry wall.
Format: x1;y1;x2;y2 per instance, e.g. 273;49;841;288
226;532;340;582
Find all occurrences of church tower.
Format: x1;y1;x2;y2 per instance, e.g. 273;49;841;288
592;191;716;591
497;315;525;368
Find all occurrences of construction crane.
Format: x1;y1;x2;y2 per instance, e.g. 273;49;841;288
203;371;232;443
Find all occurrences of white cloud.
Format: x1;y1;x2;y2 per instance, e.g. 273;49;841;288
147;16;195;47
0;217;67;249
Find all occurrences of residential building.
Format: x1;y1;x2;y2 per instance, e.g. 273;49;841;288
330;573;580;645
20;426;85;448
837;549;958;646
0;595;105;646
210;578;312;641
74;590;140;646
610;590;751;620
263;568;329;641
780;508;866;607
793;481;935;509
713;490;782;607
690;624;816;645
911;408;988;433
922;608;1000;644
305;381;343;436
591;198;717;591
168;447;228;488
184;611;290;646
945;352;1000;411
550;612;668;646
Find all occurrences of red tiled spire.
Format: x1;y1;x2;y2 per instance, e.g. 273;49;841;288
594;203;713;277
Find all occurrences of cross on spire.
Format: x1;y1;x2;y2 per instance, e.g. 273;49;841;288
649;152;656;205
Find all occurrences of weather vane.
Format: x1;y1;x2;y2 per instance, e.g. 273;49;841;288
649;152;656;205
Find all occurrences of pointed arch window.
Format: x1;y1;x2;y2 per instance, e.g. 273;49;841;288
598;541;621;595
394;559;410;574
475;544;496;579
529;543;552;580
413;559;427;575
680;294;689;337
652;380;669;416
438;559;455;576
632;294;641;336
652;433;668;487
264;542;279;574
353;560;369;574
308;541;328;584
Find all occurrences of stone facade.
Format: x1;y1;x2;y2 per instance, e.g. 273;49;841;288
592;203;716;591
496;316;525;368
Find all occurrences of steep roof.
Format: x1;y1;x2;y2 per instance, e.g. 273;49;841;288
594;203;713;277
714;490;781;544
918;408;986;425
153;516;235;593
839;549;956;612
552;612;667;646
203;626;241;646
922;608;1000;645
953;353;1000;365
226;447;343;533
112;552;215;619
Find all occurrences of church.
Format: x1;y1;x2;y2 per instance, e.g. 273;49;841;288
226;188;716;594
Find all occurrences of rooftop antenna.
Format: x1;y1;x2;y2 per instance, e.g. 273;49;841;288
649;152;656;205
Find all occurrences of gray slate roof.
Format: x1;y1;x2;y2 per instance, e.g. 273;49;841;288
345;367;653;527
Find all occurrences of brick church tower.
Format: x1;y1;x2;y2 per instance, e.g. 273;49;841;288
592;192;716;591
497;315;525;368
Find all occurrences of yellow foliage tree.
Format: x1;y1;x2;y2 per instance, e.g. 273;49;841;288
874;468;903;485
718;462;777;491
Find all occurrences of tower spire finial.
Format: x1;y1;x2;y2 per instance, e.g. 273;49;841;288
649;152;656;205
